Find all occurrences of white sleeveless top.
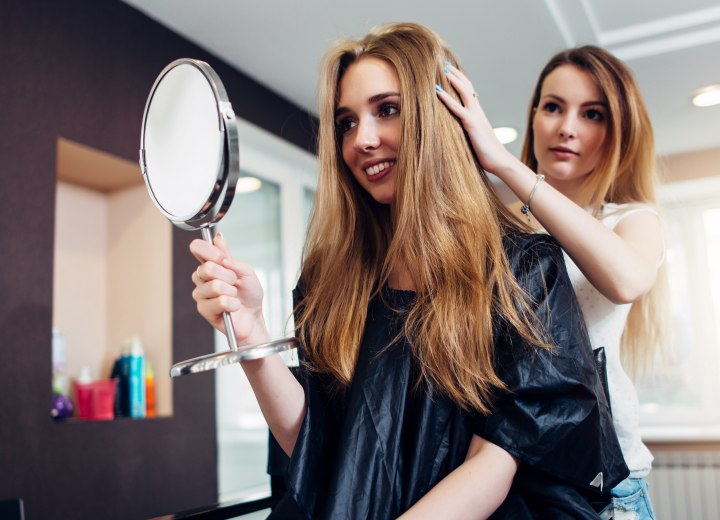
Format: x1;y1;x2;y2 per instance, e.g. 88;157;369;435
562;202;660;478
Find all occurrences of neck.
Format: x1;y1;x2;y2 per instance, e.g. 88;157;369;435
388;262;416;291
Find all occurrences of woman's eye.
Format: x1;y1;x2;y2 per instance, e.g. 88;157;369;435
336;118;357;134
585;108;605;122
542;102;560;113
378;103;400;118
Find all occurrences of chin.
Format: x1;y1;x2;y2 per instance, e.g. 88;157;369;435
365;184;396;205
371;194;395;205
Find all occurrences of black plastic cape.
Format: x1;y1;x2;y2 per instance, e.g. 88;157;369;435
269;232;628;519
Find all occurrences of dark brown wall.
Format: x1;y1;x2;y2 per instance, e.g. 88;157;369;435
0;1;316;519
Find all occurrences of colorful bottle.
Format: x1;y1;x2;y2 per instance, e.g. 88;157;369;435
127;336;146;419
145;361;156;418
110;345;130;417
51;328;67;396
51;328;73;420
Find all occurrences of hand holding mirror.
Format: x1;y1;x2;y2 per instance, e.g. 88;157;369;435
139;58;298;377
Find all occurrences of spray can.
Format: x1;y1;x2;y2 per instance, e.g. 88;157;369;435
127;336;146;419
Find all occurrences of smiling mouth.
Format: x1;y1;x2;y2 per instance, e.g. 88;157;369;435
365;160;395;176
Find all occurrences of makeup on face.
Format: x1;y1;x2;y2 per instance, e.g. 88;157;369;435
532;65;608;194
336;57;402;205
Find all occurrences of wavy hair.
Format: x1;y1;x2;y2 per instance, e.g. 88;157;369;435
295;23;548;413
520;46;665;375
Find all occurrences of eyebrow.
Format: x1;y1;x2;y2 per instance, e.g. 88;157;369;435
541;93;607;107
334;91;400;119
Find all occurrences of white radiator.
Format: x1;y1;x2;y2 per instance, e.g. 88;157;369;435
647;451;720;519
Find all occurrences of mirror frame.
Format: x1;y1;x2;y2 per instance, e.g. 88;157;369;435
139;58;240;231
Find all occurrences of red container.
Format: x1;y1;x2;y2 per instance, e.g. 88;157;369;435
74;379;117;420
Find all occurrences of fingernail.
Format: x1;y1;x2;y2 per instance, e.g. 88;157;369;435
435;84;443;93
443;66;450;75
216;231;224;241
444;59;451;66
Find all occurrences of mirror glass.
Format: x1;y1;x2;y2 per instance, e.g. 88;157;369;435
143;63;223;220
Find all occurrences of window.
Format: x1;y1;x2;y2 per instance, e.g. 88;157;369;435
638;176;720;440
213;119;317;502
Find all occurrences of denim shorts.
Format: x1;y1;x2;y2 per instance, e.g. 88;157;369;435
611;477;655;520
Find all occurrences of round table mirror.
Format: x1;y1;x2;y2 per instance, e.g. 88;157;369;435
139;58;298;377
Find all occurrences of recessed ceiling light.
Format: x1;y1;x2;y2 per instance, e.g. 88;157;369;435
691;84;720;107
493;126;518;145
236;176;262;193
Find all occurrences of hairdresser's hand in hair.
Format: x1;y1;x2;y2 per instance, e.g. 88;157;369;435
190;233;270;347
436;63;520;176
437;65;663;305
190;234;307;456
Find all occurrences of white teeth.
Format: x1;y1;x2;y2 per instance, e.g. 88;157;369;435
365;160;394;176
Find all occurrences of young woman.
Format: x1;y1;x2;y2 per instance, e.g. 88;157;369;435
191;24;627;519
438;46;662;519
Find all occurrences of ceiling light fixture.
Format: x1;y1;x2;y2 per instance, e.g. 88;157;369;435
691;84;720;107
236;176;262;193
493;126;518;145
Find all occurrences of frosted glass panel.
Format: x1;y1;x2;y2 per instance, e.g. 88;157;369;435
304;186;315;225
638;196;720;431
214;176;282;500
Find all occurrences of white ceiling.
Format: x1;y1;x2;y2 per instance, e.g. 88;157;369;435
123;0;720;158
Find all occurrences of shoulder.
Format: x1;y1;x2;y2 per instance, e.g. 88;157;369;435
503;228;561;257
600;202;660;229
293;278;309;304
502;230;564;275
501;229;570;305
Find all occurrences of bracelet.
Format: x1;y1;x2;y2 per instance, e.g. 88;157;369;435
520;174;545;222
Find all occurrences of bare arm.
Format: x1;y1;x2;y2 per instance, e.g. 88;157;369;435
492;166;662;303
190;234;306;455
397;435;518;520
436;65;663;304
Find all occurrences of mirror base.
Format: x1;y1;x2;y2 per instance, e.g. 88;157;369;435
170;337;299;377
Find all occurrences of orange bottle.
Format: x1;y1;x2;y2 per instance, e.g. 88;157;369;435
145;362;156;418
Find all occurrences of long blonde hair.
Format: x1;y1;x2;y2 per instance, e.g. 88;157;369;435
295;23;548;414
521;46;665;375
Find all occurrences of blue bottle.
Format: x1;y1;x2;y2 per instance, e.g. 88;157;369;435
127;337;146;419
111;344;130;417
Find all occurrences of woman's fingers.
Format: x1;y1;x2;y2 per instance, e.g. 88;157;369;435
194;297;240;333
194;260;238;287
213;232;231;256
221;256;258;280
443;63;478;107
187;235;268;343
436;64;517;176
221;256;264;309
192;277;238;300
189;237;224;264
189;238;263;307
435;84;465;117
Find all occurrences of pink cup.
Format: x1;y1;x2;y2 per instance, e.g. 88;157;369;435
74;379;117;420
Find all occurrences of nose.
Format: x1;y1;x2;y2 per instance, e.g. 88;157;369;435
353;118;380;152
559;113;577;139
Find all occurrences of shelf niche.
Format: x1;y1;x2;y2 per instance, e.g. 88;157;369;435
53;136;173;418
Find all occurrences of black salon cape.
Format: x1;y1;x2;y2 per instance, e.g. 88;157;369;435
269;232;628;519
